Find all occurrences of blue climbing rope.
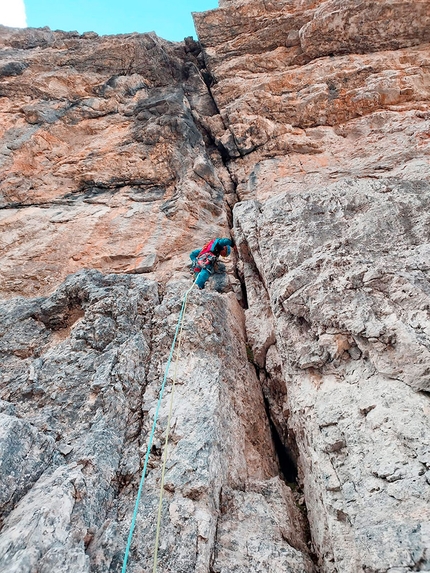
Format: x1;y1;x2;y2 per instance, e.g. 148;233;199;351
121;280;196;573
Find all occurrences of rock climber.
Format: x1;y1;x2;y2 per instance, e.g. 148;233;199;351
190;237;234;289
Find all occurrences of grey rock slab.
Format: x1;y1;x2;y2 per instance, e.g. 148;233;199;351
0;464;91;573
0;271;159;571
120;284;287;573
0;272;313;572
0;413;55;515
133;253;158;273
234;177;430;572
212;479;315;573
234;178;430;392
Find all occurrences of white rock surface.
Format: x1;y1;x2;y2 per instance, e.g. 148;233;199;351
233;177;430;572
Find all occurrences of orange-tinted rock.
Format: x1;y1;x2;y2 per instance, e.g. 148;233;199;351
195;1;430;199
300;0;430;59
1;0;430;571
0;27;232;298
197;1;430;570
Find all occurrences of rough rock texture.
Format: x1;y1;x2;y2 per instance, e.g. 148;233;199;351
233;179;430;571
194;0;430;199
1;0;430;571
0;271;313;572
195;1;430;571
0;27;233;298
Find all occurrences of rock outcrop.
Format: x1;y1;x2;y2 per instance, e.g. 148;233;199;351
0;271;312;572
1;0;430;571
0;27;233;298
233;179;430;572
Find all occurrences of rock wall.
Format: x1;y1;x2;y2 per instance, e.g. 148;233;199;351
0;271;312;572
0;27;234;298
1;0;430;571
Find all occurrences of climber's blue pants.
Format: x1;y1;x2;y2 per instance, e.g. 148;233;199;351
195;268;211;289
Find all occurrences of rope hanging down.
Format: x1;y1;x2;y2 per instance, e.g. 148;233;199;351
121;280;196;573
153;281;191;572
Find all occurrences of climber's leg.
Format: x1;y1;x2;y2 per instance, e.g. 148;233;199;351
195;268;210;289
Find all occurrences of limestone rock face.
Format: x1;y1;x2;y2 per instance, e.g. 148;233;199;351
0;271;313;572
195;0;430;571
300;0;430;59
195;0;430;200
1;0;430;571
0;27;231;298
233;178;430;571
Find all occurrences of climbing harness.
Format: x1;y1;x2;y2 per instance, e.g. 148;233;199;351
193;251;217;273
121;279;196;573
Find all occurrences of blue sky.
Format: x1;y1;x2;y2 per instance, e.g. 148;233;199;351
1;0;219;41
